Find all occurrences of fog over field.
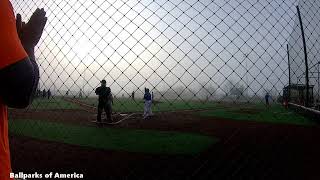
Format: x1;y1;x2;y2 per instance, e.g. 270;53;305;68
12;0;305;101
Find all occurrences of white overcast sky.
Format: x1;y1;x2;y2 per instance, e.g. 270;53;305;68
11;0;306;98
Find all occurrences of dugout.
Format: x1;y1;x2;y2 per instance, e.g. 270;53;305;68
283;84;314;105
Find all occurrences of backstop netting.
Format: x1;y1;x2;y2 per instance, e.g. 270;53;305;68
11;0;299;108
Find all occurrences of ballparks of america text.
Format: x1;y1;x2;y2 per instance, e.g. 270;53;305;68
10;172;84;179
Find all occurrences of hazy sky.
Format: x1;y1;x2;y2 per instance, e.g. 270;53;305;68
11;0;303;99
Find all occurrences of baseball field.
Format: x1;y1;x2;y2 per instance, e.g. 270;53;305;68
8;97;320;179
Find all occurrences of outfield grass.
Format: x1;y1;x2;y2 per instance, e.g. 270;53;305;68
29;97;80;110
76;97;217;112
28;98;314;126
199;104;315;126
9;119;217;155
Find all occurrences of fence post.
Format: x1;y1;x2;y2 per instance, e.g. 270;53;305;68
318;62;320;103
297;6;310;107
287;44;291;101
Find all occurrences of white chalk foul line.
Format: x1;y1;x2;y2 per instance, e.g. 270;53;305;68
91;113;137;125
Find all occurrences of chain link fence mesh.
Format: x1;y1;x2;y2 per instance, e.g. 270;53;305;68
12;0;298;106
8;0;320;179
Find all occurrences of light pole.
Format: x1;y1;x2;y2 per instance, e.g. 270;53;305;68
82;54;90;98
82;63;87;98
317;61;320;103
243;53;249;97
297;6;309;107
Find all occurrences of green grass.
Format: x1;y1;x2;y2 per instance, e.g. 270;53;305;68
76;97;217;112
199;104;315;126
9;119;217;155
29;97;80;110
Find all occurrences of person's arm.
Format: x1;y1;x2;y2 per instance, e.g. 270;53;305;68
95;87;100;95
0;5;47;108
110;94;113;104
0;58;38;108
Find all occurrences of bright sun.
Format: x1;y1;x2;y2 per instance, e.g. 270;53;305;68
73;37;93;61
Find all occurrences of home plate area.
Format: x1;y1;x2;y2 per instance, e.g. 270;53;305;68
91;113;140;125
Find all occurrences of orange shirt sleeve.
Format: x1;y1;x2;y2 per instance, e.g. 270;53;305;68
0;2;26;179
0;0;28;69
0;105;12;180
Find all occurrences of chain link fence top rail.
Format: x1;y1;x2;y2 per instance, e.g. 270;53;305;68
10;0;306;111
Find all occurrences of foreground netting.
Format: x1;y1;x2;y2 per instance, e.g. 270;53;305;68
12;0;302;107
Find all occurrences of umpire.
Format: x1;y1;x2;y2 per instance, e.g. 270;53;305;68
95;80;112;123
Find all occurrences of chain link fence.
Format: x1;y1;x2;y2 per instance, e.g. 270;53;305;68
8;0;320;179
12;0;299;106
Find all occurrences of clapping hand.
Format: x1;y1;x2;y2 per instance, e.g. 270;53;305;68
16;8;47;53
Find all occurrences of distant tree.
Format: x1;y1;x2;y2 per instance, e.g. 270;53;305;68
226;80;245;99
196;84;216;101
79;89;83;98
205;85;216;101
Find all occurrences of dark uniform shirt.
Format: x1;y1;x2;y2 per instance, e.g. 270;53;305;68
265;94;270;102
144;92;151;101
95;86;111;103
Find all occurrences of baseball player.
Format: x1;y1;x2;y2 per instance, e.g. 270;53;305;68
95;80;112;123
265;92;271;108
143;88;153;119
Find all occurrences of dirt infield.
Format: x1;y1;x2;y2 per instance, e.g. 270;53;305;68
8;108;320;179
